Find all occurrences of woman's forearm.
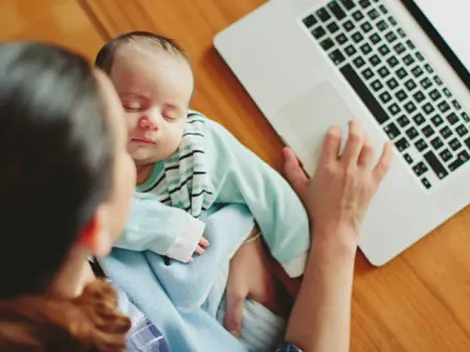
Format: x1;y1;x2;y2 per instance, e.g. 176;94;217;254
284;227;357;352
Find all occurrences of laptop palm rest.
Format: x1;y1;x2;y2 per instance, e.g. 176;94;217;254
274;81;354;174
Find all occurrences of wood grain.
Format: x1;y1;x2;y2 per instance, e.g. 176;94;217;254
0;0;104;61
4;0;470;350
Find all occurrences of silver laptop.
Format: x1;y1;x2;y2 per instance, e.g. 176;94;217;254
214;0;470;266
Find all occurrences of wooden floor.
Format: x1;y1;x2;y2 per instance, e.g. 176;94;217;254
3;1;470;350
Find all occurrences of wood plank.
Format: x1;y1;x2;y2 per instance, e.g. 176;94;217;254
0;0;104;61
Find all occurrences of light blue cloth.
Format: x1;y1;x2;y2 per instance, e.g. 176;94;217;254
101;204;285;352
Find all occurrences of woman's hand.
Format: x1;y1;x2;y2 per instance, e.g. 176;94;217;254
223;226;291;337
283;120;392;248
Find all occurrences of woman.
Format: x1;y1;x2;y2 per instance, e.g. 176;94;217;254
0;41;391;351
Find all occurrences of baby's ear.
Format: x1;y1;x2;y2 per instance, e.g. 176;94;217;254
77;205;113;256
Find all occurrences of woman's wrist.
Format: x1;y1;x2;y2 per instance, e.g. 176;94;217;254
311;224;358;263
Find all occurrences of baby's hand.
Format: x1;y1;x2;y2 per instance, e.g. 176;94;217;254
187;237;210;262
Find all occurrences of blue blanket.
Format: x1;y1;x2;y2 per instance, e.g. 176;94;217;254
101;204;264;352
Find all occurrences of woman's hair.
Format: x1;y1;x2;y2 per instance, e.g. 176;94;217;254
0;41;114;298
95;30;187;74
0;41;130;350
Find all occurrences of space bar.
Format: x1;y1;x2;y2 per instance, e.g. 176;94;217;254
339;64;390;125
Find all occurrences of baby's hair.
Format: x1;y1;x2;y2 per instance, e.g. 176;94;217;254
95;31;188;73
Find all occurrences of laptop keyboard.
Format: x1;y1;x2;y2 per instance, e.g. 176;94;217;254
302;0;470;189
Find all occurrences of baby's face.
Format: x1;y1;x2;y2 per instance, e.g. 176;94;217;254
109;48;194;165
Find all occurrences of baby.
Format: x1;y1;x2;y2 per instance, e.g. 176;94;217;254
95;31;310;349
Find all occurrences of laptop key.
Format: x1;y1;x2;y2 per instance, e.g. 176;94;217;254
303;14;318;28
405;101;417;114
430;137;444;150
352;10;364;21
393;43;406;54
449;150;470;171
440;149;452;162
398;28;407;38
340;0;356;10
422;125;435;138
359;0;371;9
343;20;355;32
320;38;335;51
371;79;383;92
379;4;388;14
368;9;380;20
384;122;401;139
413;113;425;126
386;77;399;90
424;64;434;73
438;101;451;113
421;177;432;189
422;103;434;115
396;68;408;80
387;56;400;68
429;89;441;101
406;126;419;140
440;126;453;139
312;27;327;39
431;115;444;127
420;77;433;89
340;64;390;124
378;44;390;56
395;137;410;151
397;115;410;127
328;1;347;20
413;91;426;103
389;16;398;26
446;112;459;125
456;124;469;137
462;112;470;123
361;22;373;33
353;32;366;44
403;54;416;66
413;161;428;177
370;33;382;45
404;153;413;164
344;45;357;57
415;138;428;152
336;33;349;45
388;103;401;116
369;54;381;66
443;87;452;97
411;66;423;77
386;32;398;43
327;22;340;34
362;68;375;80
316;8;331;22
353;57;366;68
416;52;425;62
449;138;462;151
360;42;372;54
452;100;462;110
395;89;408;102
377;20;389;32
424;151;448;179
329;49;346;65
434;75;443;86
405;39;416;50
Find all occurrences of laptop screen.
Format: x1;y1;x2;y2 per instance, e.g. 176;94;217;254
402;0;470;90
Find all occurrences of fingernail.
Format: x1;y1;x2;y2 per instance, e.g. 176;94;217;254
230;330;240;338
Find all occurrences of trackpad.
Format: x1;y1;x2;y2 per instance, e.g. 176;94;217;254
274;81;354;175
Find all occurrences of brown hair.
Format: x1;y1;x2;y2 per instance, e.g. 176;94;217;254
0;280;131;351
95;31;187;74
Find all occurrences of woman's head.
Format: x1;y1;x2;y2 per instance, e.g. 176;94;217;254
0;42;135;298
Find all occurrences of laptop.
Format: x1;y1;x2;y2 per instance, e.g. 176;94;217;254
214;0;470;265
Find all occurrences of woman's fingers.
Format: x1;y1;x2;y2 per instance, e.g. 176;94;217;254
373;140;393;184
224;280;247;337
358;135;374;168
319;125;342;166
341;120;364;166
283;147;309;200
198;237;210;248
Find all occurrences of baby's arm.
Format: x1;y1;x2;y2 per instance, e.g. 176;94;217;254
204;119;310;277
114;192;208;262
